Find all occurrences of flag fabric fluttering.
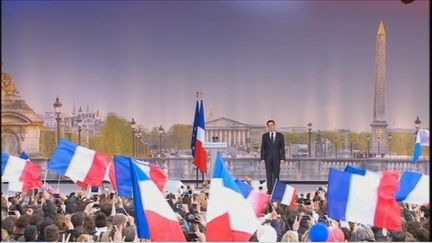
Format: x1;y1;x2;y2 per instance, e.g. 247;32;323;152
413;129;430;163
1;152;42;192
271;181;298;208
19;151;29;160
396;171;429;206
47;139;111;187
327;168;401;231
344;165;366;176
206;153;259;241
129;158;186;241
79;157;117;191
194;99;207;174
19;152;43;192
103;158;117;191
114;155;167;197
2;152;26;183
344;165;429;206
191;99;199;162
235;179;271;216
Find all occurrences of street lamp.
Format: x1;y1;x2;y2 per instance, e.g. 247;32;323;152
77;107;83;145
130;118;136;157
307;122;312;157
388;133;392;159
287;142;291;158
366;135;370;158
158;125;164;158
335;139;338;158
377;136;381;158
53;97;62;144
137;129;142;157
140;138;144;157
324;139;327;158
316;130;321;158
350;137;353;158
415;116;421;133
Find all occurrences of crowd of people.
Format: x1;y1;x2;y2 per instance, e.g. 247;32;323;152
1;179;430;242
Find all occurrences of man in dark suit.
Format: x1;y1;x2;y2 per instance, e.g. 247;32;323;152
260;120;285;195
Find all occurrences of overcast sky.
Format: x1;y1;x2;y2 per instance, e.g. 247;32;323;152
2;1;429;132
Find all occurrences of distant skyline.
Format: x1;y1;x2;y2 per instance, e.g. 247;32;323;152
2;1;429;132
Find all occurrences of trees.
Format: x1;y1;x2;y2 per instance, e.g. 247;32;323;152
143;124;193;152
91;113;133;156
166;124;192;150
388;133;416;156
284;132;308;144
39;129;56;158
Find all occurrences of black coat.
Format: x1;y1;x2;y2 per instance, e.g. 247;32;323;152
260;132;286;162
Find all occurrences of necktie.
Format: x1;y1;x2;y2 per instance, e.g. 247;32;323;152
271;133;274;142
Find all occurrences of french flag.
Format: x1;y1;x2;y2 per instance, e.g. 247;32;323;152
344;165;366;175
206;153;259;241
114;155;167;197
77;157;117;191
271;181;298;208
1;152;42;192
327;168;401;230
19;152;43;192
413;129;429;163
103;158;117;191
194;99;207;174
129;159;185;241
191;99;199;162
396;171;429;206
48;139;110;186
235;179;271;216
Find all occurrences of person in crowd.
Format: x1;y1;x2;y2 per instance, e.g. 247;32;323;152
0;183;430;242
44;224;60;242
260;120;286;195
22;225;38;242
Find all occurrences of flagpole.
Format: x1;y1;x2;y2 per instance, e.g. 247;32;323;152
43;161;49;185
266;179;279;213
194;90;200;189
56;173;61;193
196;165;199;188
199;91;204;188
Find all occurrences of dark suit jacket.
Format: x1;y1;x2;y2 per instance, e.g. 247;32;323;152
260;132;286;162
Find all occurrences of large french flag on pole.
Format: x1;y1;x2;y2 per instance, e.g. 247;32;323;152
48;139;110;186
114;155;167;197
194;99;207;174
395;171;429;206
1;152;43;192
271;181;298;208
191;99;199;162
413;129;429;163
327;168;401;230
129;159;185;241
206;153;259;241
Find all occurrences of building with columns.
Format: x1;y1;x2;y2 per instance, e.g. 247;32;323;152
205;117;266;147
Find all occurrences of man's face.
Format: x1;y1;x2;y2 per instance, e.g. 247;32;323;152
267;122;276;132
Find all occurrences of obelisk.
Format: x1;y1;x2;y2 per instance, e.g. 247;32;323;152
370;21;388;157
